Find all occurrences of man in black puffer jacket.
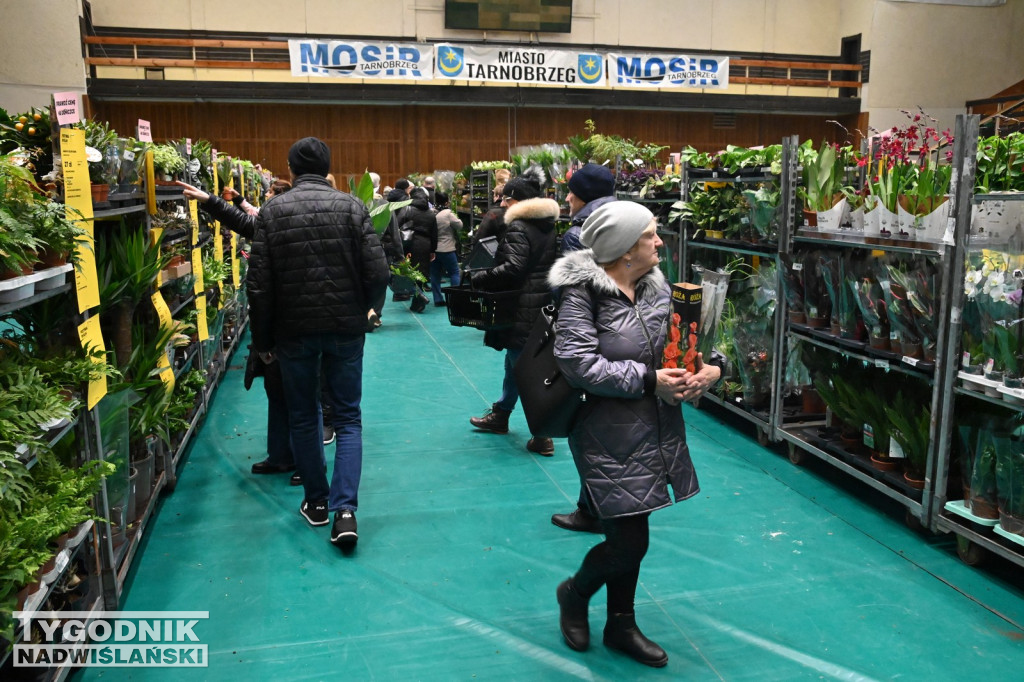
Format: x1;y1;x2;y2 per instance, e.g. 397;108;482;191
468;171;560;457
247;137;389;547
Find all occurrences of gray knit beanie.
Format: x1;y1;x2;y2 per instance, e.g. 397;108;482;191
580;202;655;263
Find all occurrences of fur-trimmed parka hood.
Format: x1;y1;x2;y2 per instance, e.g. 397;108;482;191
503;197;561;223
548;248;667;298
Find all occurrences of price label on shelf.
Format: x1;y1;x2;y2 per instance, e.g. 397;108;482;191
196;294;210;341
151;290;173;330
903;356;920;367
874;358;889;370
76;316;108;409
231;234;240;288
192;248;204;294
60;128;100;312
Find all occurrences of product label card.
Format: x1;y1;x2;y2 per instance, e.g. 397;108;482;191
137;119;152;142
76;316;108;409
196;295;210;341
59;128;100;312
52;91;81;126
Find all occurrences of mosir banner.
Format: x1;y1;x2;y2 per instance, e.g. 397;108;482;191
608;53;730;89
434;44;606;87
289;39;434;80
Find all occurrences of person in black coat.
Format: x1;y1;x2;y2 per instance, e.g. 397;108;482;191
467;170;560;456
402;187;437;312
247;137;389;546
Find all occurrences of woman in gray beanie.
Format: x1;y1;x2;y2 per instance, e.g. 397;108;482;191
546;201;722;667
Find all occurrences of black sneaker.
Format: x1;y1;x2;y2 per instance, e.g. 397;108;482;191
331;510;358;547
323;426;336;446
300;500;329;526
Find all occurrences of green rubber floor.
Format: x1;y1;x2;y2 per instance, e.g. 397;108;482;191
78;303;1024;681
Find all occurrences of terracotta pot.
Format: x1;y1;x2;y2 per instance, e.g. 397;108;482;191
901;341;922;359
788;310;806;325
903;471;926;490
870;453;901;472
869;334;890;351
802;208;818;228
969;496;999;520
801;388;827;414
38;248;69;268
890;339;903;355
998;511;1024;536
91;182;110;203
806;315;829;329
830;321;841;336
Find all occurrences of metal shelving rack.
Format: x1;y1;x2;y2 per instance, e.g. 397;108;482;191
929;114;1024;570
680;137;798;445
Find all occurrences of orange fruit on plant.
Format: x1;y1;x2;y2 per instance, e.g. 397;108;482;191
18;115;27;123
32;113;41;121
15;122;24;131
27;127;36;135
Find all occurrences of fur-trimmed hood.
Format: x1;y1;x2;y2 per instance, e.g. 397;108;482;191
548;248;666;298
503;197;561;223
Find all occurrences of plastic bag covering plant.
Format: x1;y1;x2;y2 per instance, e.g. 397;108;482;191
692;259;742;359
802;252;832;323
877;264;922;346
819;254;860;337
888;264;940;353
965;253;1024;374
971;426;1003;515
779;253;805;316
742;185;781;241
995;426;1024;526
850;274;888;338
975;131;1024;193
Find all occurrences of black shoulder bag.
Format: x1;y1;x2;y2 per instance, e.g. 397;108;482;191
514;303;587;438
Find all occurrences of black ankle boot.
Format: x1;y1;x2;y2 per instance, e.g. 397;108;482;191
603;612;668;667
556;579;590;651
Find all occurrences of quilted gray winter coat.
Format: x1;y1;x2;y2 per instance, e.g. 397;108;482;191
548;249;700;518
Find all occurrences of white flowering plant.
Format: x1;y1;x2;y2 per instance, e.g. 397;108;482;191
962;251;1024;372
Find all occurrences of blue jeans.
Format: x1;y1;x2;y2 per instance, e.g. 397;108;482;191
430;251;461;304
496;347;522;413
276;333;365;512
262;360;294;468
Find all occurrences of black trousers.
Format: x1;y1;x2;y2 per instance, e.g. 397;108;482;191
572;512;651;614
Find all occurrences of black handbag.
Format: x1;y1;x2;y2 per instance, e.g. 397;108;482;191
243;344;265;391
514;304;587;438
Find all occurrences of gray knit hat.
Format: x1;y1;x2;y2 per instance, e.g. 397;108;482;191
581;202;655;263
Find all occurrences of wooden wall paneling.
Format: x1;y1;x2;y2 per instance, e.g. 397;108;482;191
89;100;867;183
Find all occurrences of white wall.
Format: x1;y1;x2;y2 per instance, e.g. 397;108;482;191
2;0;1023;132
0;0;86;113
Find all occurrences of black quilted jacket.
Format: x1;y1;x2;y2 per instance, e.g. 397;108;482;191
547;249;702;518
246;174;389;351
470;197;560;351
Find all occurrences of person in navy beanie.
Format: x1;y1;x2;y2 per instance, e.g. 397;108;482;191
560;163;617;253
247;136;389;547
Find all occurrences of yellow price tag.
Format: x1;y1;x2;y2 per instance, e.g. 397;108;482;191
151;290;173;330
145;150;157;214
214;225;223;263
192;248;204;294
231;234;240;287
189;200;200;246
196;295;210;341
156;351;175;395
59;128;100;312
76;316;108;410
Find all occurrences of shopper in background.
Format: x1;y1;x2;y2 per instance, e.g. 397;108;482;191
550;161;619;534
547;201;721;667
422;175;437;207
368;171;399;330
430;191;463;306
386;181;415;302
468;169;560;457
247;137;389;548
560;163;617;253
325;173;338;189
404;186;437;313
471;182;507;247
369;172;383;200
177;178;296;480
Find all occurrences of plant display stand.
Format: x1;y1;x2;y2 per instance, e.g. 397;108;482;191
677;137;799;446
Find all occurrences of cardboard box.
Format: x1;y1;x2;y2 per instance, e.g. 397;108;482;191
662;282;703;373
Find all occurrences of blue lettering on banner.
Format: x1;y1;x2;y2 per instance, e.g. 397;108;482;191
296;40;424;77
616;54;724;87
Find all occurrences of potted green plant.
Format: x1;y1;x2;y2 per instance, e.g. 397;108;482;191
24;199;87;268
995;429;1024;535
742;185;780;243
151;143;186;182
797;140;849;229
885;392;931;489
